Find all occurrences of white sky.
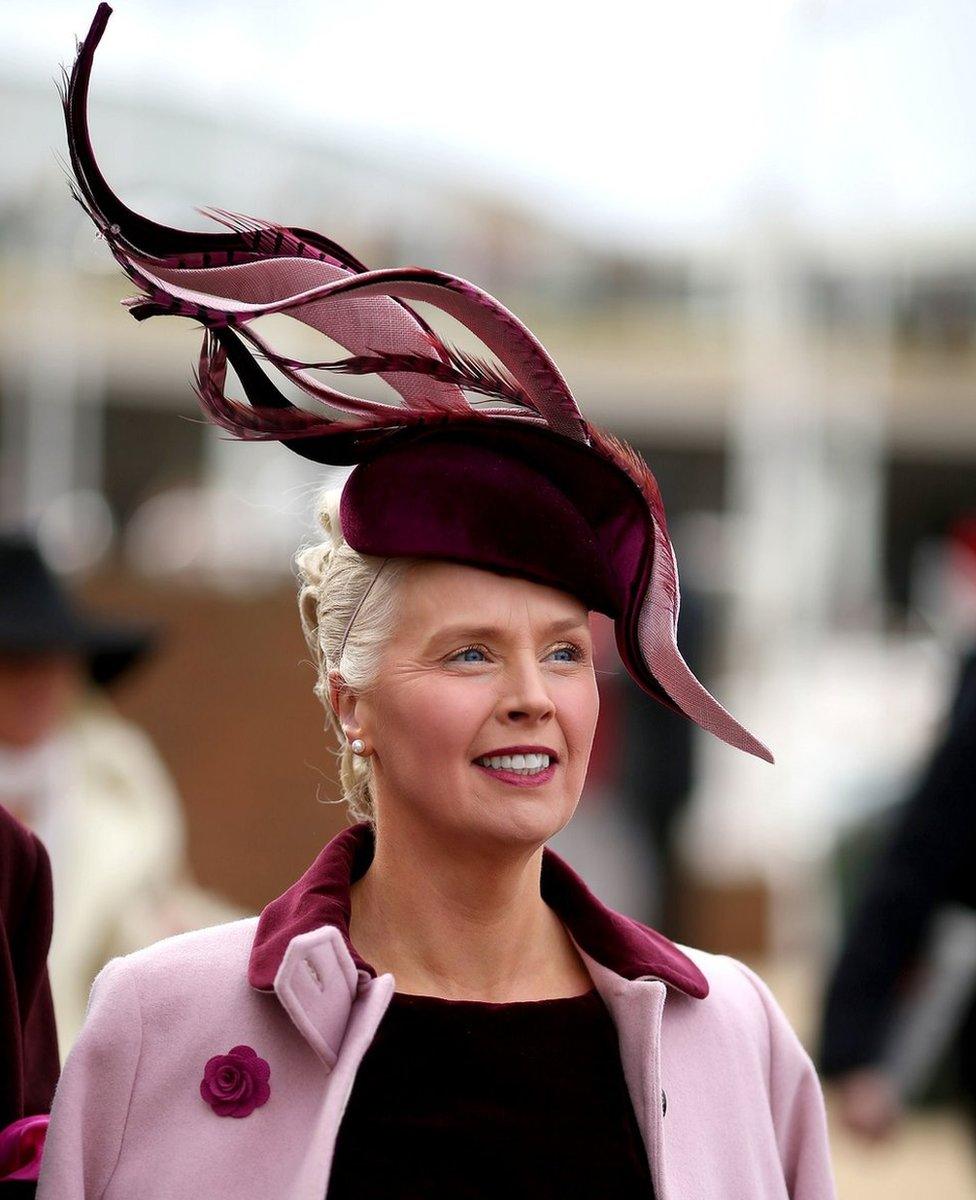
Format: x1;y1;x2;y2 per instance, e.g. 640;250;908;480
5;0;976;248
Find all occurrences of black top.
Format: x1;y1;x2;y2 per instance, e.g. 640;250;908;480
326;986;655;1199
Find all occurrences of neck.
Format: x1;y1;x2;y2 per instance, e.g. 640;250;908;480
348;813;591;1002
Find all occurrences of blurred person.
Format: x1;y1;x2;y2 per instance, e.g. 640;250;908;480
0;534;242;1057
818;513;976;1141
39;12;835;1198
0;804;59;1194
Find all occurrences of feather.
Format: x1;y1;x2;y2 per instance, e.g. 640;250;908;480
255;342;530;408
584;421;677;618
57;3;464;409
58;4;587;452
584;423;672;541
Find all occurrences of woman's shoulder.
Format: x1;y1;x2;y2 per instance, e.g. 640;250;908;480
674;942;816;1065
677;943;769;996
93;915;262;1004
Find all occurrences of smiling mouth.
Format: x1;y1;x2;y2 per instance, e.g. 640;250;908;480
472;760;557;787
473;752;555;772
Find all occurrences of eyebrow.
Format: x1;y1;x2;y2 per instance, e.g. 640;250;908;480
424;616;590;651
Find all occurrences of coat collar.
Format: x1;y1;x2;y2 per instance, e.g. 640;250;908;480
248;821;708;999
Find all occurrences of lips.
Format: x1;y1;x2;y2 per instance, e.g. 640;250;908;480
472;760;558;788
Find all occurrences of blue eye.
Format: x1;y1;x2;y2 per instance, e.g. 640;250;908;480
448;643;583;665
453;646;487;663
551;645;577;662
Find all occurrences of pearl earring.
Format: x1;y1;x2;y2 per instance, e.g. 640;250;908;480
350;738;366;755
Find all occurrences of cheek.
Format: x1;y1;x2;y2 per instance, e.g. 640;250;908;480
561;673;600;747
381;679;488;761
12;677;61;715
47;673;79;718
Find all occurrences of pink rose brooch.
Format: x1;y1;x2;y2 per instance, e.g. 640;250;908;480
200;1045;271;1118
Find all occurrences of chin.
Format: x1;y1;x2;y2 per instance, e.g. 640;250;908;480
472;790;577;848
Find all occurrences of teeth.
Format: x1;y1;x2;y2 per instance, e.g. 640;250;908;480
476;753;551;772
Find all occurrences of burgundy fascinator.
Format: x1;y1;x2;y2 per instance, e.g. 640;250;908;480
60;3;773;764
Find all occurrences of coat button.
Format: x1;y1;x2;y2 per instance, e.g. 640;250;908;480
661;1088;667;1117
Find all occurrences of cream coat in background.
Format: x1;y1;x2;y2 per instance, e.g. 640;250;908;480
37;822;836;1199
0;692;245;1055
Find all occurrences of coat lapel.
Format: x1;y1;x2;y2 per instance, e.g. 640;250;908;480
576;945;672;1200
271;926;362;1068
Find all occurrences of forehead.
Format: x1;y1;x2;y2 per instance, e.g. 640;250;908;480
394;561;589;635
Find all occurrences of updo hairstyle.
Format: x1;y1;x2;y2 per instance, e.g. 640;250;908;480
295;486;415;828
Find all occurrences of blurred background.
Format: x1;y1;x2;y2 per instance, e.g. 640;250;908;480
1;1;975;1194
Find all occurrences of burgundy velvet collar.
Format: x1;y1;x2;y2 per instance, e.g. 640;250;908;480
248;822;708;999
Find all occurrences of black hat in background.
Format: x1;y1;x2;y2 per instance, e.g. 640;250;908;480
0;533;157;688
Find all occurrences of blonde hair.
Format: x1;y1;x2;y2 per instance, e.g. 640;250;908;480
295;486;415;828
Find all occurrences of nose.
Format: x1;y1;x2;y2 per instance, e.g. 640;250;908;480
498;653;556;723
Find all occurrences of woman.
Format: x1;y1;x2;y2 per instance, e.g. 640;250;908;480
38;7;836;1197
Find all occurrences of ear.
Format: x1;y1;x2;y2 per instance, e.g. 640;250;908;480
327;667;345;719
328;668;361;738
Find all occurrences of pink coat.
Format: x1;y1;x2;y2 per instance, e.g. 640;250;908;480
37;823;836;1199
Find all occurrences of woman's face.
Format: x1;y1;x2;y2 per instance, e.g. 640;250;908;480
0;651;83;748
344;562;600;851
